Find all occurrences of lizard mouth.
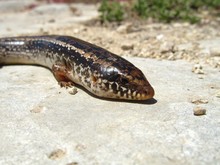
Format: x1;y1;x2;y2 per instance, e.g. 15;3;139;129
135;84;155;100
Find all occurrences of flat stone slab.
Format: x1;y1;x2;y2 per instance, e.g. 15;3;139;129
0;1;98;36
0;57;219;164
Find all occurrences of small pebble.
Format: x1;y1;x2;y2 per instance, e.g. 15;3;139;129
160;42;175;53
216;91;220;98
75;144;86;152
116;23;132;34
192;64;204;74
6;27;11;31
167;53;175;60
121;44;134;50
73;29;80;34
48;19;55;23
156;34;164;40
30;105;47;113
191;98;209;104
48;149;66;160
193;106;206;116
198;75;205;79
67;162;78;165
69;5;81;16
210;47;220;57
68;87;78;95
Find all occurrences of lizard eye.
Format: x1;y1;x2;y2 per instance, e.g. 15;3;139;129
108;73;119;81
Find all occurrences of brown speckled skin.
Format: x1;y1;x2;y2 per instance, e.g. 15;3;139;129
0;35;154;100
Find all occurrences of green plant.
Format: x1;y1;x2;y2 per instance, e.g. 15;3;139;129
133;0;220;23
99;0;124;22
132;0;149;18
98;0;220;23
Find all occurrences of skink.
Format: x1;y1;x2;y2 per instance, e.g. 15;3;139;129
0;35;154;100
